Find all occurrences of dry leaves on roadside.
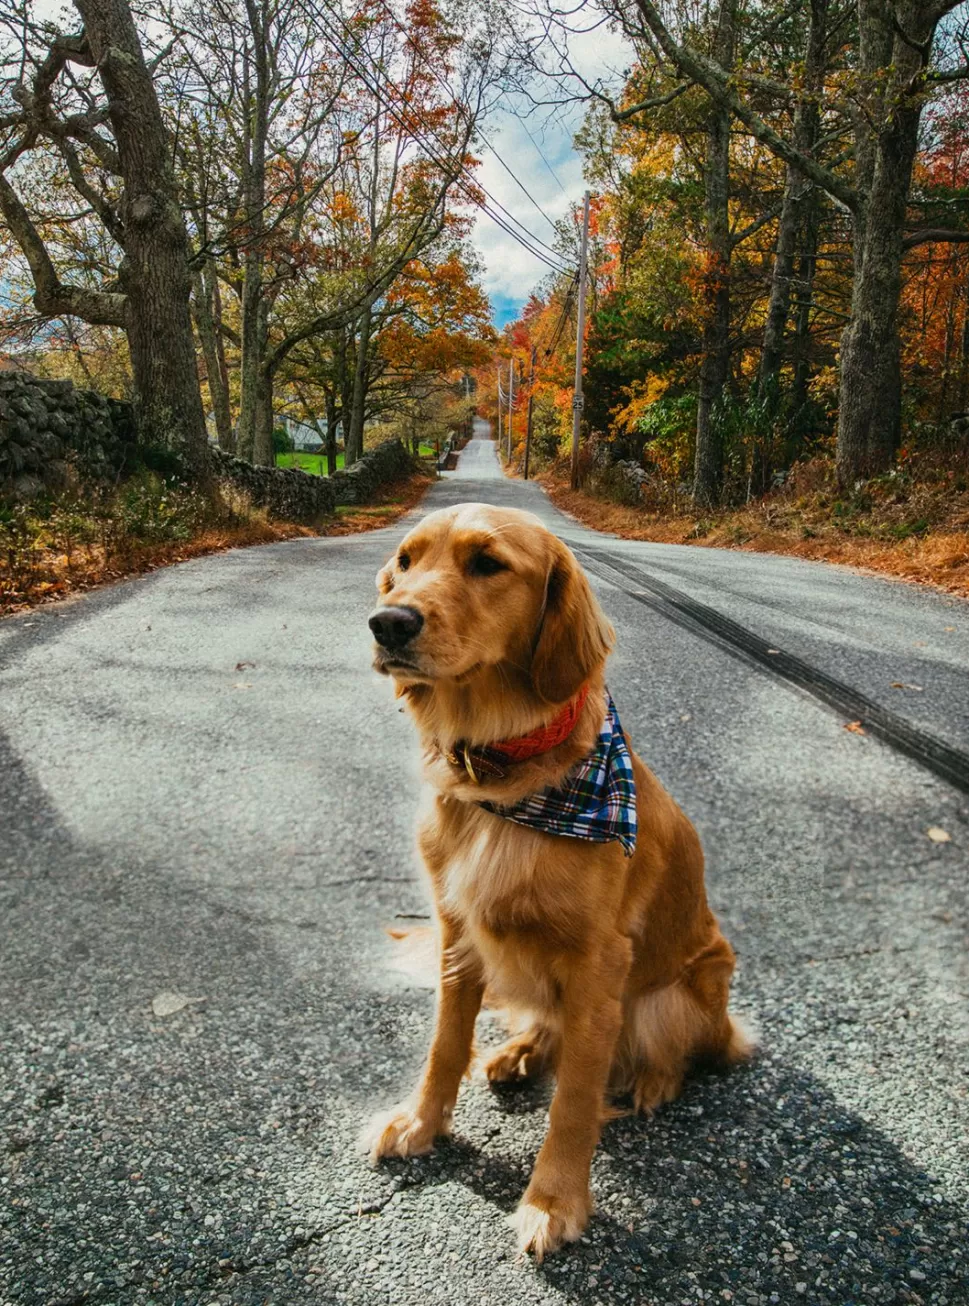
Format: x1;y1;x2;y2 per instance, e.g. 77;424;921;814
844;720;866;735
151;991;201;1018
926;827;952;844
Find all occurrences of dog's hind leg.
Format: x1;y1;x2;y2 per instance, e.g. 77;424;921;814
628;985;695;1114
484;1021;556;1085
627;933;753;1115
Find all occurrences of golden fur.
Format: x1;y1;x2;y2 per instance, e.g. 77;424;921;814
363;503;751;1259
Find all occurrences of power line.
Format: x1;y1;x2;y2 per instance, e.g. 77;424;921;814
313;0;575;276
535;274;578;360
518;117;572;202
347;0;568;241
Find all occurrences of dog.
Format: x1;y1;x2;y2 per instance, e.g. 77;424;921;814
363;502;751;1259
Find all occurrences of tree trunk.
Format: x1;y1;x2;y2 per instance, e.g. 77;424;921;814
958;291;969;413
325;388;339;476
339;329;354;464
252;368;274;467
192;269;233;451
692;0;734;508
210;271;234;447
757;0;827;485
234;2;270;463
758;180;801;399
74;0;208;476
836;0;933;487
836;124;922;483
346;303;373;466
792;196;822;413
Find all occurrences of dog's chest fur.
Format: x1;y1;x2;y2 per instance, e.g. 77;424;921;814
419;790;591;1012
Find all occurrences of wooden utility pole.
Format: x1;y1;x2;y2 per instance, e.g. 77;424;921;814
507;356;514;459
523;345;536;480
570;190;592;491
496;365;503;444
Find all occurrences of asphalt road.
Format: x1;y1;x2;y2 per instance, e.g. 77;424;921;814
2;425;967;1306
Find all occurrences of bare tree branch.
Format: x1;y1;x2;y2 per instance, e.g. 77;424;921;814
0;171;127;326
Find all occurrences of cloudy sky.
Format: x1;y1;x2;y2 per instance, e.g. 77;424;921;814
469;25;632;327
470;109;587;327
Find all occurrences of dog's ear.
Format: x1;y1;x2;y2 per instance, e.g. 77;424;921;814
531;539;614;703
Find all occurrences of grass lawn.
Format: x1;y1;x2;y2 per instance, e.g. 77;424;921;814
275;452;342;475
276;443;438;476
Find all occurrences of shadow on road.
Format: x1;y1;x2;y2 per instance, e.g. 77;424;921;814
374;1057;968;1304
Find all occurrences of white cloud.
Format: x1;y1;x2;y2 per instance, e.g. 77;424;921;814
469;20;632;316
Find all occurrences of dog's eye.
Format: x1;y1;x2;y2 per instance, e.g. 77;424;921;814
398;552;410;571
469;552;506;577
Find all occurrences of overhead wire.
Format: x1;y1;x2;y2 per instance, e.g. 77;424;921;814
518;117;572;202
356;0;567;239
319;0;568;242
313;0;576;276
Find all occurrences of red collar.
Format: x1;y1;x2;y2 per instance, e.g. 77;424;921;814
491;684;590;761
442;685;591;783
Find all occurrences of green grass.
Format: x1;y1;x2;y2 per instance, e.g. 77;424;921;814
275;452;343;476
277;442;437;476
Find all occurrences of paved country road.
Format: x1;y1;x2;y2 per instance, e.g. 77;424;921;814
1;425;967;1306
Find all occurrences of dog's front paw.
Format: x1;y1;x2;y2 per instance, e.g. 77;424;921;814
510;1187;592;1261
361;1104;442;1164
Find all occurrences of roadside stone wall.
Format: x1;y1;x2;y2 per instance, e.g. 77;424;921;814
1;370;416;521
329;437;414;504
0;371;135;497
211;447;337;521
212;439;415;521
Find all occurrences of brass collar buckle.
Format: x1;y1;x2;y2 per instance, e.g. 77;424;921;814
444;744;508;784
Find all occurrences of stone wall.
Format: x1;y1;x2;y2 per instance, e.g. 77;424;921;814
1;369;417;522
328;437;415;504
211;447;337;521
0;370;135;498
213;438;415;522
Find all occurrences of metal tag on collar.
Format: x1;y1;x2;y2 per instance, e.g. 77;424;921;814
445;745;506;783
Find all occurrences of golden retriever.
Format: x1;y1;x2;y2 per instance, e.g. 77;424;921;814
363;502;751;1259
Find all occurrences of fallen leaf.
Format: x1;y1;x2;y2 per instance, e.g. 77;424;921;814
944;626;955;632
151;991;199;1018
235;661;255;671
926;827;951;844
844;720;866;735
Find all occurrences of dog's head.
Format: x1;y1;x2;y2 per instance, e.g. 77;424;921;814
369;503;613;704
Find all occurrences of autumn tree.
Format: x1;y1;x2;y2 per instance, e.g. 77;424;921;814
606;0;969;486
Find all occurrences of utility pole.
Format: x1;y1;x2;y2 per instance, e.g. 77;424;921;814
496;365;503;446
523;345;536;481
507;356;514;459
570;189;592;491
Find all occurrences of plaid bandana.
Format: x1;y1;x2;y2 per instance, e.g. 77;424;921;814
481;692;638;857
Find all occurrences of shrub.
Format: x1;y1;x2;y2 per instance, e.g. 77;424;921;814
272;425;294;455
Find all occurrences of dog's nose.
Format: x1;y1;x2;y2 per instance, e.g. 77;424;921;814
369;606;424;650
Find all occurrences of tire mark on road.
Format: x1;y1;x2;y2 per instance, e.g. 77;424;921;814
571;543;969;797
